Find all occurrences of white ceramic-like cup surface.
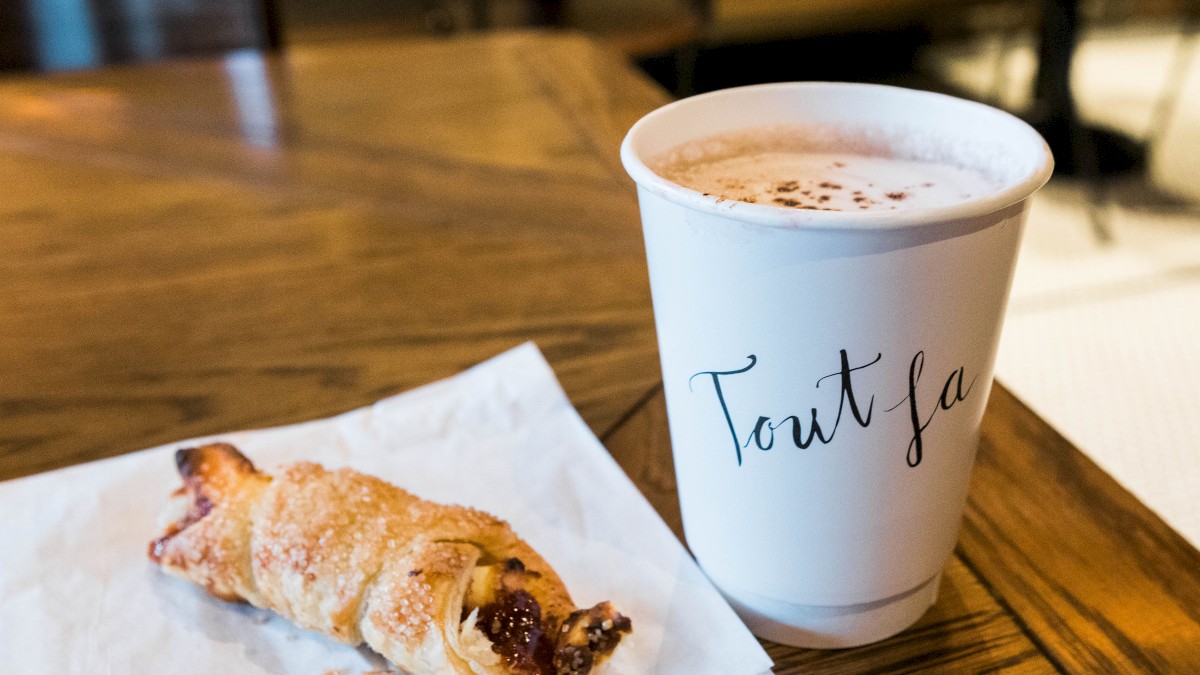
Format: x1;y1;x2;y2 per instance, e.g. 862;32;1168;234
622;83;1051;648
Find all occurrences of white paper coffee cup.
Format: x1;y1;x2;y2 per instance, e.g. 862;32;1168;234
621;83;1052;648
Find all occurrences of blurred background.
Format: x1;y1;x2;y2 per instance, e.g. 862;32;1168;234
2;0;1199;544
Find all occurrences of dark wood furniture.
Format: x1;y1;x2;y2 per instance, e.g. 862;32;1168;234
1;32;1197;671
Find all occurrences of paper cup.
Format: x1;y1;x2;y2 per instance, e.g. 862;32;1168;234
621;83;1052;648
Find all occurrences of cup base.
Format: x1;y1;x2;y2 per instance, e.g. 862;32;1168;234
720;572;942;649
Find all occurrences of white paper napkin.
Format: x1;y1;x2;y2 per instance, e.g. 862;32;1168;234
0;343;771;674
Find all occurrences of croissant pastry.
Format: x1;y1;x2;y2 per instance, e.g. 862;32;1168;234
148;443;631;674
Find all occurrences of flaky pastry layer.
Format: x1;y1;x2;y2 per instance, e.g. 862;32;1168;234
149;443;630;674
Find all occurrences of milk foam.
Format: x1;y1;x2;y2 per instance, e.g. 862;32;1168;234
652;126;1004;213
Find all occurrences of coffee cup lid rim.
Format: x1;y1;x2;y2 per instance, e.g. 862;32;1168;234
620;82;1054;230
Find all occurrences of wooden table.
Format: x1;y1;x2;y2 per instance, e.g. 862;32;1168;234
1;32;1197;672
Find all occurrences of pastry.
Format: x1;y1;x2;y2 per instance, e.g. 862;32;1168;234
149;443;631;674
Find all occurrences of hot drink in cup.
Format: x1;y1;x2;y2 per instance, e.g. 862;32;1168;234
621;84;1051;648
653;128;998;212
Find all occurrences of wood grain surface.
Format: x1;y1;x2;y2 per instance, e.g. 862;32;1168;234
961;385;1200;672
1;30;1198;672
602;383;1200;672
0;33;666;478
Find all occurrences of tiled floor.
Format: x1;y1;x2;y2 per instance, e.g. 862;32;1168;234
926;19;1200;548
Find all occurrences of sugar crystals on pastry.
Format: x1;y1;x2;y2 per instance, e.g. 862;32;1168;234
149;443;631;674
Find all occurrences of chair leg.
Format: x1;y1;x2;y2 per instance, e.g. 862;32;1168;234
471;0;490;30
1143;11;1200;149
259;0;285;51
673;43;699;98
534;0;565;26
